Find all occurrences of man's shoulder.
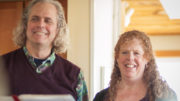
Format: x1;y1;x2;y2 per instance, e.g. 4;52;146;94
54;55;81;84
55;55;80;71
0;48;23;70
1;48;22;59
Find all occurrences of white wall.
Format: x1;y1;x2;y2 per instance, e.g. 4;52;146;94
150;35;180;50
67;0;90;94
68;1;114;100
160;0;180;19
91;0;114;100
156;58;180;100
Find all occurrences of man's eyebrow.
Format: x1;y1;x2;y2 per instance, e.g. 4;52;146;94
45;17;52;19
31;15;39;18
31;15;54;19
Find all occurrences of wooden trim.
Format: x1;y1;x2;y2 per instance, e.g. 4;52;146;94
0;0;24;2
148;33;180;36
155;50;180;57
58;0;67;22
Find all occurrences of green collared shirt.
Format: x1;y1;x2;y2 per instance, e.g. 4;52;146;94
23;47;88;101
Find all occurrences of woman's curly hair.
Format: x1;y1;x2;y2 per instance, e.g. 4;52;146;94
106;30;171;101
13;0;69;53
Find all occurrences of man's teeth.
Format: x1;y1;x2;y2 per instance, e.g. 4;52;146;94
126;64;135;68
35;32;47;35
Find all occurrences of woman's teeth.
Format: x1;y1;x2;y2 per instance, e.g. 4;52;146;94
126;64;135;68
36;32;44;34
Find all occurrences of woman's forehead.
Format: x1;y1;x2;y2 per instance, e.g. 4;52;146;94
121;38;142;45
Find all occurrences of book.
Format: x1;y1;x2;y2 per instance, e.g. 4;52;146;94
18;94;75;101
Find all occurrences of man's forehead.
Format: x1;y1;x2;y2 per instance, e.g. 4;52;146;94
29;2;57;16
28;3;58;20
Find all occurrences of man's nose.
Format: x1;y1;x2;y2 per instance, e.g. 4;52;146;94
37;19;45;28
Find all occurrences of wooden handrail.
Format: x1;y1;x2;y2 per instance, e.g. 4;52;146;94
155;50;180;57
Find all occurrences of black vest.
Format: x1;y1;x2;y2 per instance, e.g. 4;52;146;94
2;48;80;100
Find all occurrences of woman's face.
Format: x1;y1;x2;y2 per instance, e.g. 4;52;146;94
117;39;148;81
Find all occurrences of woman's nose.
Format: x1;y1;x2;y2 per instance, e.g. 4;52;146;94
128;52;134;61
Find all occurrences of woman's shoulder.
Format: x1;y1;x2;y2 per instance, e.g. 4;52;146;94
156;88;177;101
93;88;109;101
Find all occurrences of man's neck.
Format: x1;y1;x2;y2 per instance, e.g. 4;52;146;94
26;44;52;59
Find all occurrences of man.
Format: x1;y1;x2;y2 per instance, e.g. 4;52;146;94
1;0;88;101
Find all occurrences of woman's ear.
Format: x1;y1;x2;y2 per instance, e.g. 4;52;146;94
115;52;119;60
115;60;118;67
144;58;149;69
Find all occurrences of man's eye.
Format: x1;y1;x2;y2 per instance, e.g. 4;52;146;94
45;19;53;24
31;17;38;22
121;51;128;54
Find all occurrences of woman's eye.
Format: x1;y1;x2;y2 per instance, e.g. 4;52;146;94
134;52;140;56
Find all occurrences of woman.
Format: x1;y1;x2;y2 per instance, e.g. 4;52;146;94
93;30;177;101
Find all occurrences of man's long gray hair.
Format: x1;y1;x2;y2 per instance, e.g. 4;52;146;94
13;0;69;53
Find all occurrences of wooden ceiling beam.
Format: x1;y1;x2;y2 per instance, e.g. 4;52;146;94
123;0;180;35
155;50;180;57
125;25;180;35
122;0;157;1
130;21;180;26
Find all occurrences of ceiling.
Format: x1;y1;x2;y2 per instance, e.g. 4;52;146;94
122;0;180;35
160;0;180;19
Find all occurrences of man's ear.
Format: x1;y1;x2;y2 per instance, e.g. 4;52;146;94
56;28;60;36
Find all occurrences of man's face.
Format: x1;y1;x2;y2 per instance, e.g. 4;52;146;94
26;2;58;47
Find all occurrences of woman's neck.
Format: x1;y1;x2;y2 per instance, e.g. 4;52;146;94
115;79;147;101
119;78;146;90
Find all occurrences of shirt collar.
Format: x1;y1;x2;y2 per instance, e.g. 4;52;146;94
23;46;56;73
